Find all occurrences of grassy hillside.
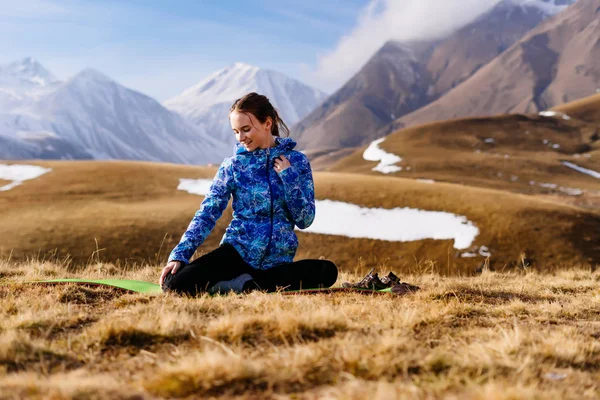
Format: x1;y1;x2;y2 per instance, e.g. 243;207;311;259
0;160;598;275
1;259;599;399
331;113;600;209
552;93;600;125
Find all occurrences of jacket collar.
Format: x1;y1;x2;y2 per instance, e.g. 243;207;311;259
234;136;297;156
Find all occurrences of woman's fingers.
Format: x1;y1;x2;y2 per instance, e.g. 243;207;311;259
274;155;291;172
159;266;171;285
171;261;181;274
159;261;182;285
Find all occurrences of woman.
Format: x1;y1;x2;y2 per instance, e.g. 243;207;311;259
160;92;338;295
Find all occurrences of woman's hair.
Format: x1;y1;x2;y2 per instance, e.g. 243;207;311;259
229;92;290;137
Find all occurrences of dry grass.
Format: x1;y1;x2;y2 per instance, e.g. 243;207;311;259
1;258;600;399
552;93;600;124
0;160;598;275
331;113;600;207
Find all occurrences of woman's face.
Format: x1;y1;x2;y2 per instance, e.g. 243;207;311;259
230;111;273;151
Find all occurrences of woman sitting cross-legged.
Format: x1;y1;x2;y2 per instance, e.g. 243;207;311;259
159;92;338;295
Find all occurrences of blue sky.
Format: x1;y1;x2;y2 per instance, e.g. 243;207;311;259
0;0;370;101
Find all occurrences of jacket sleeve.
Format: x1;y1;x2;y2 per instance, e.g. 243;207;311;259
278;152;315;229
167;158;234;265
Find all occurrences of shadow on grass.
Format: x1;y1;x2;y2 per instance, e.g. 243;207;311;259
100;328;191;354
0;341;83;373
18;316;98;340
432;287;557;305
58;285;125;305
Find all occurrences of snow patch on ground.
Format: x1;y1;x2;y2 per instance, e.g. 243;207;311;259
460;245;492;258
541;138;561;149
478;245;491;257
177;178;213;196
539;110;571;120
178;179;480;249
559;187;583;196
460;252;477;258
0;163;52;191
530;180;585;196
363;137;402;174
562;161;600;179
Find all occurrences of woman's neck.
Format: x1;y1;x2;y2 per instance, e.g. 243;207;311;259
269;136;278;148
258;135;277;149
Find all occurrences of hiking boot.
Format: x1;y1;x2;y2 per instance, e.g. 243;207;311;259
342;268;389;290
380;271;401;287
391;282;420;295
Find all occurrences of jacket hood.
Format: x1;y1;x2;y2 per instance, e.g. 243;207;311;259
234;136;297;156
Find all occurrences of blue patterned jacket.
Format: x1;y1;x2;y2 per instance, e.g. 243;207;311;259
167;137;315;270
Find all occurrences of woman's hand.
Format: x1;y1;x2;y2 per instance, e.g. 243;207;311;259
159;260;183;286
274;155;291;173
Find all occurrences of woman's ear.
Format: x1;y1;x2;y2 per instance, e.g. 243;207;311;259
265;117;273;132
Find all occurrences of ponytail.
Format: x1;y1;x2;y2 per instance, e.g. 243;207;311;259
229;92;290;138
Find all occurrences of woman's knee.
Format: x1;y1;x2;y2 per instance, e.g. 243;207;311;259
162;272;193;294
321;260;338;287
161;272;178;292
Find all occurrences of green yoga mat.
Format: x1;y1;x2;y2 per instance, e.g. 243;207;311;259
23;279;163;294
15;279;393;295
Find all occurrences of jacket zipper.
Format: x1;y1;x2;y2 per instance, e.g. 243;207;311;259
259;148;274;267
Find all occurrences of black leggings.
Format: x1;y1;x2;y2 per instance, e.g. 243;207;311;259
162;243;338;295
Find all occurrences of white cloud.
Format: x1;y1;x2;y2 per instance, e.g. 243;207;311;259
303;0;501;93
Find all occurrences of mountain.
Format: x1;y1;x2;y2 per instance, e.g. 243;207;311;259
423;0;574;99
0;60;228;164
164;62;328;147
0;113;94;160
294;0;578;166
0;58;92;160
294;41;433;155
31;69;228;163
0;57;60;91
0;57;61;111
395;0;597;129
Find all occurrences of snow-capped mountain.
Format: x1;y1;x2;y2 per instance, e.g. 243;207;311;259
0;57;62;111
164;62;328;147
0;57;60;90
509;0;577;15
0;60;229;164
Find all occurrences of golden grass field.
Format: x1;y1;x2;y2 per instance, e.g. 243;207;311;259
0;160;598;275
0;258;599;399
1;93;599;398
